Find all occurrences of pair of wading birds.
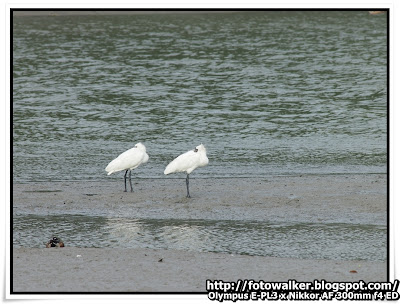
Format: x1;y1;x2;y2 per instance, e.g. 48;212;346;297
105;143;209;198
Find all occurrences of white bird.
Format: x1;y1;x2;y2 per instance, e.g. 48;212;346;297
164;144;209;198
105;142;149;192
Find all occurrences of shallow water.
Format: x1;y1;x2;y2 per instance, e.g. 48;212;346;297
13;11;387;182
13;214;386;262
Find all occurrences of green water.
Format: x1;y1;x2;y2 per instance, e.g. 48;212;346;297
13;11;387;182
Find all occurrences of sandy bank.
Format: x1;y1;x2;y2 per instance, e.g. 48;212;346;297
13;174;387;225
12;247;386;292
11;174;388;293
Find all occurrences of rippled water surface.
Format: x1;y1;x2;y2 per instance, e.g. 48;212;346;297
13;11;387;182
13;215;387;262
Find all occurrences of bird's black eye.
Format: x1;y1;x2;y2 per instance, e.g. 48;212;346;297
194;148;198;152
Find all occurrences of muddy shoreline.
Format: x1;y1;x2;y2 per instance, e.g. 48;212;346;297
12;174;388;292
12;247;387;292
13;175;387;224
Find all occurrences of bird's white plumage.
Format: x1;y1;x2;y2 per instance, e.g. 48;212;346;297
105;142;149;175
164;144;209;175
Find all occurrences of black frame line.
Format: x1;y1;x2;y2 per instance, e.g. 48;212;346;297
9;7;390;296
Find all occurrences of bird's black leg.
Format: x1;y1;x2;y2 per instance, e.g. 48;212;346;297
129;170;133;192
186;174;191;198
124;169;128;192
